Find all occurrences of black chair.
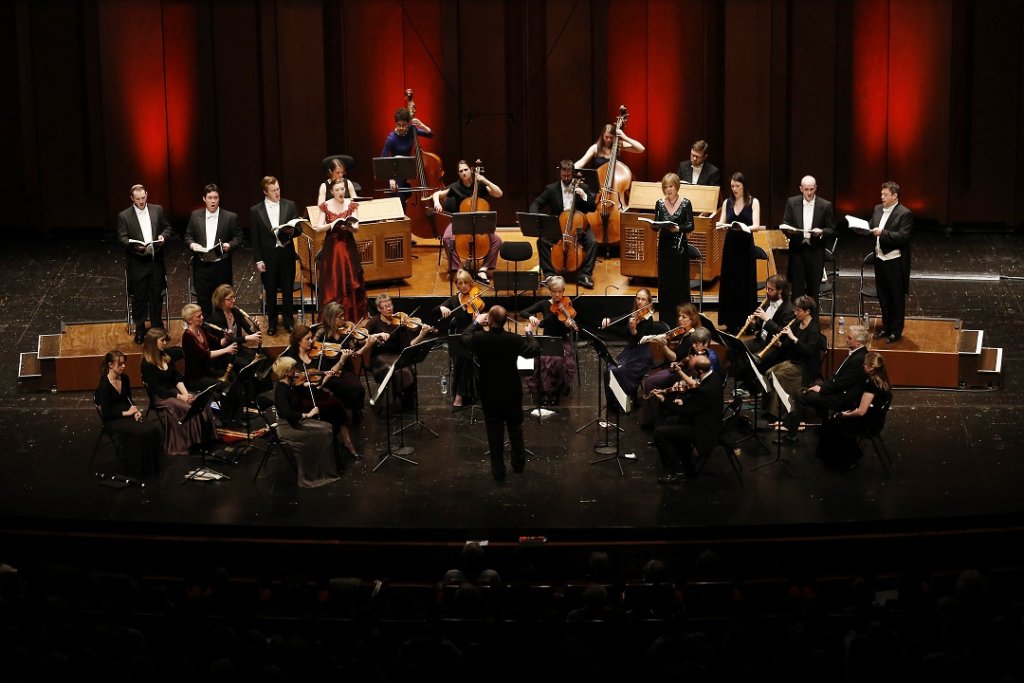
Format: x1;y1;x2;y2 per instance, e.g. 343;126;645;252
686;243;704;311
852;399;894;477
321;154;362;195
859;252;879;320
818;238;838;323
695;395;744;485
754;246;770;294
89;403;124;469
142;381;170;439
496;241;536;322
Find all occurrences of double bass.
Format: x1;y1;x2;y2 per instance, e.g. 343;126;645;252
550;175;586;275
454;160;491;270
403;88;445;240
587;105;631;247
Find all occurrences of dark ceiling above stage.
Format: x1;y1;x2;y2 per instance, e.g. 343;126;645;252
4;0;1023;232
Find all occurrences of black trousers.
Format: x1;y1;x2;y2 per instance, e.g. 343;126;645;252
128;265;165;330
194;259;233;318
262;247;296;326
653;420;697;477
537;229;598;278
874;256;906;335
788;242;825;300
483;403;525;478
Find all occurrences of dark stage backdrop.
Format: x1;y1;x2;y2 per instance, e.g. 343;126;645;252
5;0;1022;233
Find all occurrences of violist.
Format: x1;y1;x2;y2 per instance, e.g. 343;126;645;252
521;275;578;405
439;269;484;409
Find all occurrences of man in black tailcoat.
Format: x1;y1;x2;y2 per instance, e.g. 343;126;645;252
460;306;540;481
186;183;243;318
250;175;299;336
117;184;173;344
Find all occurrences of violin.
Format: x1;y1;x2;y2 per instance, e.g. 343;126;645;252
309;340;348;359
338;319;369;342
290;367;328;388
663;324;694;341
459;285;486;315
390;311;438;334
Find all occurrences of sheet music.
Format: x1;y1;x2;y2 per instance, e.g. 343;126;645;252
846;215;873;236
747;351;769;394
608;369;631;413
770;372;793;414
370;361;398;406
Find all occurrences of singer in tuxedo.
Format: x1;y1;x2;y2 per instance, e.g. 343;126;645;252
782;175;836;301
676;140;721;187
460;306;540;481
117;184;173;344
869;181;913;343
186;183;244;318
250;175;299;335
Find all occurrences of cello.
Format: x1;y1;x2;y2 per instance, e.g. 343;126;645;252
403;88;445;240
587;105;631;247
454;160;491;271
550;175;586;275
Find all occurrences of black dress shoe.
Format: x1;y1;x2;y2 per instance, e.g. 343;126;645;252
776;432;799;445
873;329;890;339
885;333;901;344
283;321;294;333
578;275;595;289
267;325;278;337
134;332;145;345
658;472;691;484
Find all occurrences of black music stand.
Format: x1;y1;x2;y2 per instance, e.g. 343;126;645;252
370;356;417;471
718;329;772;455
451;211;497;273
748;372;797;478
180;383;227;484
371;156;426;192
516;211;563;285
576;329;629;474
527;335;565;423
393;338;441;440
233;355;274;459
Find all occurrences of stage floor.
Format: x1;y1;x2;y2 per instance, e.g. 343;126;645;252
2;229;1024;544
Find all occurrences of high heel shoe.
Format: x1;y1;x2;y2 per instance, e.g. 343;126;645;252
344;443;362;460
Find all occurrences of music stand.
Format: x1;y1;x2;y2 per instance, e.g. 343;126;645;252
233;355;274;459
180;383;227;483
372;156;430;193
451;211;497;273
717;328;772;454
393;339;441;439
750;373;797;478
527;335;565;423
516;211;563;286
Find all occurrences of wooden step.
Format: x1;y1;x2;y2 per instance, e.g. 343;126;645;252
958;328;1002;388
19;351;40;379
38;333;62;359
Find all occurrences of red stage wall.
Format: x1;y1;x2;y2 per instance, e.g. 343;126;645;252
5;0;1022;231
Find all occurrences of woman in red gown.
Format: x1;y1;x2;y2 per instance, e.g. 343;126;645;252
316;178;367;322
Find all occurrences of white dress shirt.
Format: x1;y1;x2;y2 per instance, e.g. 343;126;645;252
135;205;153;244
875;203;902;261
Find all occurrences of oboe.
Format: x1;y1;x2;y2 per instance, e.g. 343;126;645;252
757;319;796;360
737;296;770;337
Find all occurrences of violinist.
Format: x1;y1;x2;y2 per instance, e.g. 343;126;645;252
600;289;660;413
141;327;216;457
529;160;598;289
431;160;504;284
270;356;341;488
382;107;433;196
652;354;724;484
638;303;703;429
180;303;237;394
316;177;367;323
653;173;695;321
574;124;645;170
439;269;484;409
364;293;433;414
315;301;371;422
521;275;578;406
283;325;360;460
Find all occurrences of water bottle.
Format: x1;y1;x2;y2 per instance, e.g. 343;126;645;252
440;374;449;395
837;316;846;335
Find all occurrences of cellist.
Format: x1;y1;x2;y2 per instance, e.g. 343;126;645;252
528;160;598;289
431;160;504;285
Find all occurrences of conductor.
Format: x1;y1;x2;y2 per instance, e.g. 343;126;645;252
460;306;541;481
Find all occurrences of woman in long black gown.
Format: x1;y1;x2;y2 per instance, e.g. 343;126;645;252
718;172;761;333
653;173;695;322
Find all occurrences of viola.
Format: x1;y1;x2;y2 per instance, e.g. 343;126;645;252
290;367;328;388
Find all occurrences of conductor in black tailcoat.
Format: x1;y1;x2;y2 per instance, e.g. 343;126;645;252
250;175;299;336
186;183;244;318
117;184;174;344
460;306;540;481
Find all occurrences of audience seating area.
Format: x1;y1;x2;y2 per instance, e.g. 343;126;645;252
2;548;1022;682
